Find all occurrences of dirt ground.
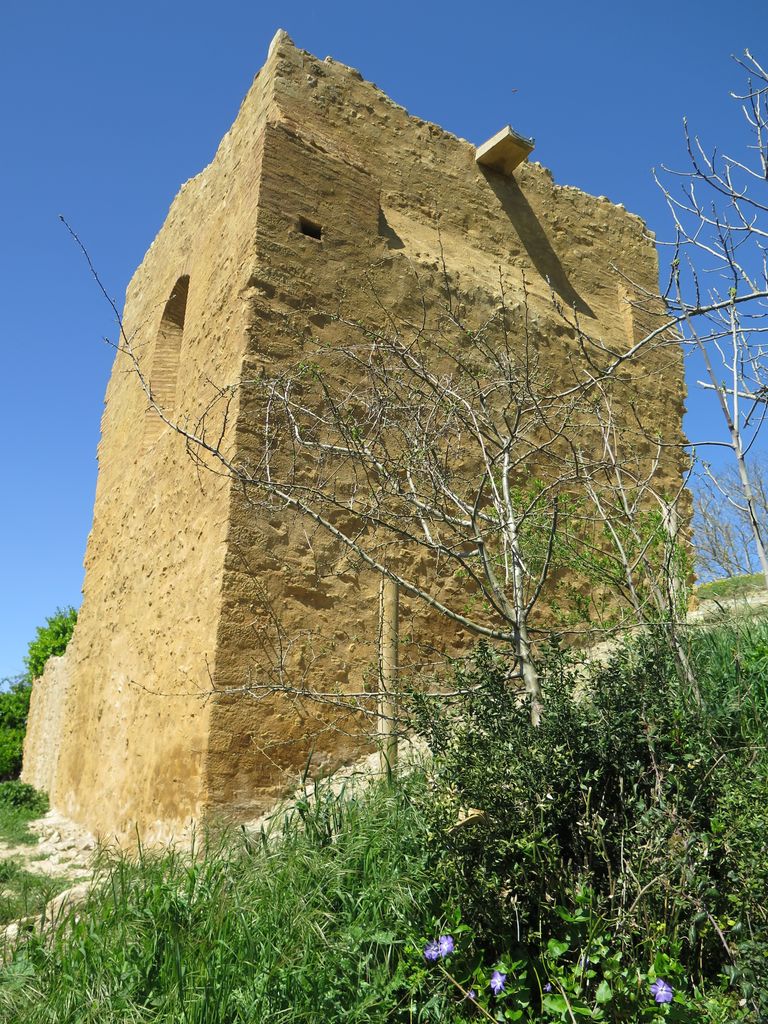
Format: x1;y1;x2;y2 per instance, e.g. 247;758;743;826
0;809;95;881
0;810;96;944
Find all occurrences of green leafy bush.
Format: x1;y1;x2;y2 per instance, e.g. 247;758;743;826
409;631;767;1021
0;677;31;731
0;619;764;1023
23;606;77;681
0;678;32;782
0;729;26;783
0;781;49;813
407;909;736;1022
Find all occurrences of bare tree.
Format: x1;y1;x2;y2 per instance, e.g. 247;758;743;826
66;218;684;731
571;387;698;695
692;457;768;580
653;50;768;582
202;277;607;727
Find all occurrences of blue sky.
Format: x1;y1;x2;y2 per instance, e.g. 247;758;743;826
1;0;766;678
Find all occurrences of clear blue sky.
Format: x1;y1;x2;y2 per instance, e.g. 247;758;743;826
1;0;766;679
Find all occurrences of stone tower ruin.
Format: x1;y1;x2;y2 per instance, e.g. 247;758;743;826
23;31;686;842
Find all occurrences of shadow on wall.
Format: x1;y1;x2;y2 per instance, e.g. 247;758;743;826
482;169;595;319
378;209;405;250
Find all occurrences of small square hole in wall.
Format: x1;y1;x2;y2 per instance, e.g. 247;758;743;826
298;216;323;240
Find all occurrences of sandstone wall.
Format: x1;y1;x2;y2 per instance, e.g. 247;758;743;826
21;654;71;796
22;34;294;842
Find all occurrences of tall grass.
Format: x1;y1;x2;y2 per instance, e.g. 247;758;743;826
687;614;768;741
0;775;446;1024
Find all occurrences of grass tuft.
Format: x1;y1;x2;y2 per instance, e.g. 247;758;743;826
0;783;49;846
0;860;70;929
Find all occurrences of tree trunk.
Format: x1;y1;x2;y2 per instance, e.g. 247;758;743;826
378;576;399;775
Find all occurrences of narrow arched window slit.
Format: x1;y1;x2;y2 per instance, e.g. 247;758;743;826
144;275;190;445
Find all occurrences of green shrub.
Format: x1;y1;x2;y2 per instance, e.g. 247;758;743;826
23;606;77;681
0;677;31;731
409;631;767;1021
0;729;26;782
0;619;764;1023
0;781;49;813
0;679;32;782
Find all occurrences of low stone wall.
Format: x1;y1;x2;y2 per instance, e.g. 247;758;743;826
21;653;71;797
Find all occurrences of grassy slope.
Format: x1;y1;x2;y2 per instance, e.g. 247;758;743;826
0;786;71;933
1;618;767;1022
696;572;765;601
0;777;449;1024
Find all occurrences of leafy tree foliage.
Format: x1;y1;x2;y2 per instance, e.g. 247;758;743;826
23;606;77;681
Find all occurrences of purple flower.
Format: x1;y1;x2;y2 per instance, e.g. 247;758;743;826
424;934;455;961
465;989;477;1001
543;982;553;992
490;971;506;995
650;979;674;1004
424;941;440;961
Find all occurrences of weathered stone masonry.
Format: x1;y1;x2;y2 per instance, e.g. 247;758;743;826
23;31;687;842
